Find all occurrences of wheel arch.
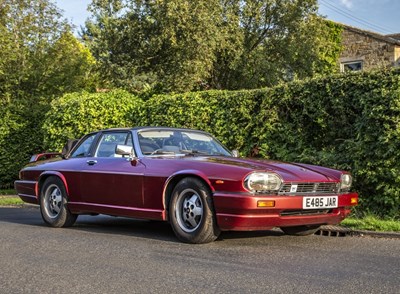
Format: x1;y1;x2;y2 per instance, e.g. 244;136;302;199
162;170;214;221
37;171;70;198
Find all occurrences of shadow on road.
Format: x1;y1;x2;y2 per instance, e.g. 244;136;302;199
0;206;285;243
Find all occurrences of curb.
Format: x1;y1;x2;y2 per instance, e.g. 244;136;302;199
318;225;400;239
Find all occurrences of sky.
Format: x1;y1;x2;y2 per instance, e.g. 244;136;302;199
318;0;400;34
55;0;400;36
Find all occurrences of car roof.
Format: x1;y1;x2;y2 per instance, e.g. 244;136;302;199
102;126;208;133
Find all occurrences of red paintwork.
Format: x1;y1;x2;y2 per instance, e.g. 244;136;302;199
213;192;357;230
14;127;358;231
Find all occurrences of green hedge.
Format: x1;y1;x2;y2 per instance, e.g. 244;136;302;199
0;100;47;188
141;90;264;155
43;89;262;155
43;90;144;151
3;69;400;218
255;69;400;217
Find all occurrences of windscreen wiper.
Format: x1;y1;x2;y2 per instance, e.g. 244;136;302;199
150;149;176;155
180;149;209;156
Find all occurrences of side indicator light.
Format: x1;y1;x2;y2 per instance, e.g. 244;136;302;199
215;180;224;184
351;197;358;204
257;200;275;208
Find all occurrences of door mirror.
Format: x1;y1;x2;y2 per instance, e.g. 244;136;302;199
231;150;239;158
115;144;135;159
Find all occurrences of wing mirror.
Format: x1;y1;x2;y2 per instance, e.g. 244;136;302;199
115;144;136;161
232;150;239;158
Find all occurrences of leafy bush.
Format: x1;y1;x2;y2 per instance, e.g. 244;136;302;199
6;68;400;218
141;90;263;155
255;69;400;218
43;90;144;151
43;89;262;157
0;100;46;188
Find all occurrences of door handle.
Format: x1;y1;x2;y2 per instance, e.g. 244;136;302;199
86;160;97;166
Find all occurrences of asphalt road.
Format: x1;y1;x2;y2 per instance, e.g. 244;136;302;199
1;206;399;294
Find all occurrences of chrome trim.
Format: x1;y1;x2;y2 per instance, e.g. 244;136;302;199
115;144;136;161
15;180;37;185
17;193;37;199
248;182;340;196
79;170;144;176
69;202;163;214
278;182;340;195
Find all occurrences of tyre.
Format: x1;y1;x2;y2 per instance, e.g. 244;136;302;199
40;177;77;228
280;225;320;236
169;177;220;244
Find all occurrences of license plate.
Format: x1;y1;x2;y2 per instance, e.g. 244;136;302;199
302;196;338;209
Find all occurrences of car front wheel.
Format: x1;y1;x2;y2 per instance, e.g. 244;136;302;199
169;177;220;244
280;225;320;236
40;177;77;228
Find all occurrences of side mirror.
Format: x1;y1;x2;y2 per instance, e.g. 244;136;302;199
231;150;239;158
115;144;135;160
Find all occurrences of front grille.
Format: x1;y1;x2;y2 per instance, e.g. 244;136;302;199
279;182;339;195
280;209;332;216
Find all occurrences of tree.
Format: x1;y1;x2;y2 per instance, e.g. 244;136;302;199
83;0;341;93
0;0;97;187
84;0;224;93
0;0;97;100
39;31;97;95
211;0;342;89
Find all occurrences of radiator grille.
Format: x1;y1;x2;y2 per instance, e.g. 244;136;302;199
279;182;339;195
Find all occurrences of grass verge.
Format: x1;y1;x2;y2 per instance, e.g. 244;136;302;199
0;196;24;206
0;189;16;195
341;215;400;232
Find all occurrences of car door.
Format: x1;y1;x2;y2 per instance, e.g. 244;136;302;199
79;131;145;208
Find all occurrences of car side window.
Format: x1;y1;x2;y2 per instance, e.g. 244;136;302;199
70;134;96;158
94;132;132;158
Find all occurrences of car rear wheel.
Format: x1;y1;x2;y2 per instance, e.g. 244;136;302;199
280;225;320;236
40;177;77;228
169;177;220;244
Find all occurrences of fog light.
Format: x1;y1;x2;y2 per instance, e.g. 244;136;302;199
257;200;275;207
351;197;358;204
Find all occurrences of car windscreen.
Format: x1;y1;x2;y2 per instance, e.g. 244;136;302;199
138;130;231;156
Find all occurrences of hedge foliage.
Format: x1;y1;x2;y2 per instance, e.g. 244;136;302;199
256;69;400;218
141;90;264;155
3;69;400;218
0;99;47;188
43;90;144;151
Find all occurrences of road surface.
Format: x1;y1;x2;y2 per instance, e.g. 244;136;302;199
1;206;399;293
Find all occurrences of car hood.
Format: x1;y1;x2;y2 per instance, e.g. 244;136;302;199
181;156;340;182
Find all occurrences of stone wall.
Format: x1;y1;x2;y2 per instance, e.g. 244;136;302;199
340;27;400;71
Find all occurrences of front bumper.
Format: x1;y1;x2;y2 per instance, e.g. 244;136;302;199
213;192;358;231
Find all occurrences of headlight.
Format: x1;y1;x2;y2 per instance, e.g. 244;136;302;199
244;172;282;193
340;174;352;192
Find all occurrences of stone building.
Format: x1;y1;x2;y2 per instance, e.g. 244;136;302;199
339;24;400;72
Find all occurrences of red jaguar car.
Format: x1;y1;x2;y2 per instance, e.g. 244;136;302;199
15;127;358;243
